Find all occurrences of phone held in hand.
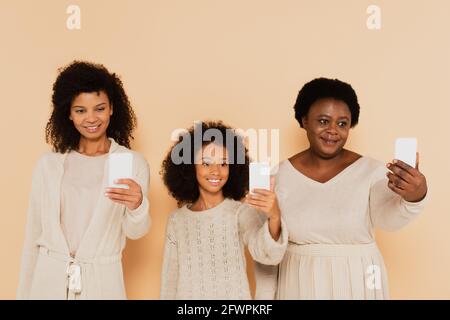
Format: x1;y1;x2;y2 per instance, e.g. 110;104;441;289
394;138;417;168
249;162;271;194
108;153;133;189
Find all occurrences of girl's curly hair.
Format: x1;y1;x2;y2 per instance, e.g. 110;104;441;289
161;121;250;206
45;61;137;153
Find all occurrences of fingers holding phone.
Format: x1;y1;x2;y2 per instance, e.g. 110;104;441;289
387;139;427;202
246;163;280;220
105;179;143;210
106;152;143;210
245;175;282;241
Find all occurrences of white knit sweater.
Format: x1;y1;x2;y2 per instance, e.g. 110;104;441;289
160;198;288;300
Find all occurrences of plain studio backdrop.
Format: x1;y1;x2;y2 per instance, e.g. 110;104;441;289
0;0;448;299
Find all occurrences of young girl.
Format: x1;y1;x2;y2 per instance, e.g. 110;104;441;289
160;121;288;299
17;61;150;299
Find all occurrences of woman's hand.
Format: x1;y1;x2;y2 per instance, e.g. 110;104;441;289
386;153;427;202
245;177;281;240
105;179;143;210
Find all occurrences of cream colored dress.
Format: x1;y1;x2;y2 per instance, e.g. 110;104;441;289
255;157;426;300
17;139;151;300
160;198;288;300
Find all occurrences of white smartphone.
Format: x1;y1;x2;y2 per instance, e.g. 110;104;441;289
249;162;271;194
394;138;417;168
108;153;133;189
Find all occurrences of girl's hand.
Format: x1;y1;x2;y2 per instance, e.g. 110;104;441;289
245;177;281;221
245;177;282;241
386;153;427;202
105;179;143;210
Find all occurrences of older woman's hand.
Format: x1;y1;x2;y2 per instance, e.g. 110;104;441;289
386;153;427;202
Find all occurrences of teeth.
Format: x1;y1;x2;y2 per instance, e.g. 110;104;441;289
208;179;220;183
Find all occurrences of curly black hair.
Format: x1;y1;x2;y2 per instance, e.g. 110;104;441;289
294;77;360;128
161;121;250;206
45;61;137;153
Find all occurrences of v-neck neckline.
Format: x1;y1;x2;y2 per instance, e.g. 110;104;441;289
286;156;365;186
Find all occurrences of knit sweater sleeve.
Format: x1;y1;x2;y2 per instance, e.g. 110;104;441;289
237;203;288;266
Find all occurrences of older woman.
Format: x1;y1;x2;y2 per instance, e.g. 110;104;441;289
256;78;428;300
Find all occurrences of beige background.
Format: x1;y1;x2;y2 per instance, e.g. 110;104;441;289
0;0;449;299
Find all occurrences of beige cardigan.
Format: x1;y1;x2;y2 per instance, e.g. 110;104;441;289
17;139;150;300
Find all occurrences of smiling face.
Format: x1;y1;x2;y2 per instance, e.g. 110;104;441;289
302;98;352;159
69;91;112;141
194;143;229;197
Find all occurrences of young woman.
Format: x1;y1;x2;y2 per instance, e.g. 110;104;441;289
159;121;288;299
17;61;151;300
256;78;428;300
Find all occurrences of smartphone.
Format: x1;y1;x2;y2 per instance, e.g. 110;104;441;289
394;138;417;168
249;162;271;194
108;153;133;189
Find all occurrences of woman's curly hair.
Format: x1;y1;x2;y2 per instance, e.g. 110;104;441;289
45;61;137;153
161;121;250;206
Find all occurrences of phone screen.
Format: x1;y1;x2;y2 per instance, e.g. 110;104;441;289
108;153;133;189
249;162;270;193
395;138;417;168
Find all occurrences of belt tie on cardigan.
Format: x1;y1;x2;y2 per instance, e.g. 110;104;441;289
38;246;122;299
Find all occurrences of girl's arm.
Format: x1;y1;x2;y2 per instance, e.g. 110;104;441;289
238;203;288;266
